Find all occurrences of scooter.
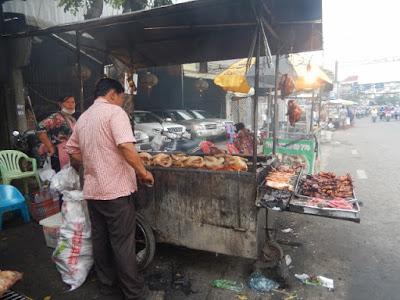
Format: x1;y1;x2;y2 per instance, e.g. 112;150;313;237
371;115;377;123
150;130;202;154
11;130;45;167
385;112;392;122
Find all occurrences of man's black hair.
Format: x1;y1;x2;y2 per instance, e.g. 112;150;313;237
94;78;124;98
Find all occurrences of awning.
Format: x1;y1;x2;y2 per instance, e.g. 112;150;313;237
327;99;357;106
214;53;332;94
1;0;323;69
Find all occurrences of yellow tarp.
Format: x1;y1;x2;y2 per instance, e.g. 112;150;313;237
214;58;254;93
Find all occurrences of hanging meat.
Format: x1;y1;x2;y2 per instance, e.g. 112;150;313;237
279;74;295;98
287;100;302;126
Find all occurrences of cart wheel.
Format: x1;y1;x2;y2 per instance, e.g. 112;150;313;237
136;213;156;271
262;241;283;263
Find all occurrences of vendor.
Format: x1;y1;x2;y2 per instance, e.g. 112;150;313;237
233;123;254;155
37;95;77;172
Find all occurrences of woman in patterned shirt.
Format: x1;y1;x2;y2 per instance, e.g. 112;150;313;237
37;96;77;171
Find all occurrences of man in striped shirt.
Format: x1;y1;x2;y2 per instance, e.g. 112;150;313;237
66;78;154;299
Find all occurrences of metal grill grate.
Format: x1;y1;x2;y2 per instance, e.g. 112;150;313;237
1;290;28;300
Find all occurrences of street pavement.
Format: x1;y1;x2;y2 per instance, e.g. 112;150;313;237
1;117;400;299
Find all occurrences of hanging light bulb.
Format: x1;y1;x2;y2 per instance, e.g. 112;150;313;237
195;78;209;96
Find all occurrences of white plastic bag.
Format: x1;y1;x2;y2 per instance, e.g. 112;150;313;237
50;166;80;192
39;157;56;182
52;190;93;291
151;132;166;151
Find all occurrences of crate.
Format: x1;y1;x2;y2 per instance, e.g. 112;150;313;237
30;199;60;222
39;213;62;248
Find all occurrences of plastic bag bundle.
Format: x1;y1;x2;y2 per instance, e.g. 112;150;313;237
50;166;80;192
52;190;93;290
39;157;56;182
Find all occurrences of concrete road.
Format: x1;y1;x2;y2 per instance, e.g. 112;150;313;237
275;117;400;300
1;118;399;299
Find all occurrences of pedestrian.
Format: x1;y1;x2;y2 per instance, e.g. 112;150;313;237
339;106;347;129
66;78;154;300
37;95;77;171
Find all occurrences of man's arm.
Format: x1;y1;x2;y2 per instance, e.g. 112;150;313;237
118;142;154;185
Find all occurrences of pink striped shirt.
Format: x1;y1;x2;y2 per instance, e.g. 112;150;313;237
66;97;137;200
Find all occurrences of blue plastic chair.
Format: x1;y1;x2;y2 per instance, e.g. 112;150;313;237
0;185;31;230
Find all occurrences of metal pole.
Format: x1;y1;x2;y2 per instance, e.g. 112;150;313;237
272;53;280;155
181;65;184;108
310;90;315;133
252;25;261;172
76;31;84;113
267;88;272;138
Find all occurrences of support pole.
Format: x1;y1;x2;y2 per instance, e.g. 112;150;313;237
267;88;272;138
252;25;261;172
181;65;184;108
76;31;84;113
310;90;315;133
272;53;280;154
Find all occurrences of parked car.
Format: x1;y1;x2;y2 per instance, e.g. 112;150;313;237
152;109;223;138
132;110;188;140
187;110;234;135
133;130;151;151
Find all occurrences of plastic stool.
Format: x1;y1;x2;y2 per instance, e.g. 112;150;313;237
0;185;31;230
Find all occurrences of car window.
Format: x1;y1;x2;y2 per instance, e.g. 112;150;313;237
188;110;205;119
134;112;162;123
176;111;194;120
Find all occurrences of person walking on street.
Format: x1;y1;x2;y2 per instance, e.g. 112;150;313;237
66;78;154;300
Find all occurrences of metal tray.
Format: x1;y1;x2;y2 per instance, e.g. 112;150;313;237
294;175;357;201
288;197;360;223
288;174;360;222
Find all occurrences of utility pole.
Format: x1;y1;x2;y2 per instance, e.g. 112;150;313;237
335;60;340;99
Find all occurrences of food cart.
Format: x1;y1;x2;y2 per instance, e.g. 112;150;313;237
4;0;360;274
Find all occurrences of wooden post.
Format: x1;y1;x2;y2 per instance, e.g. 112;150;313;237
272;53;280;154
76;31;84;113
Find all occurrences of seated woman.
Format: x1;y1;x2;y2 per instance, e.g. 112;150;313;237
233;123;254;155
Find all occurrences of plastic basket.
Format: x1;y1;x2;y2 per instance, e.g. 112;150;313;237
30;199;60;222
39;212;62;248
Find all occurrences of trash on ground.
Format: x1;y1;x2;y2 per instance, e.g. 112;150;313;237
285;254;292;266
248;272;279;293
212;279;244;292
281;228;294;233
0;270;23;296
271;289;298;300
236;295;248;300
295;273;334;290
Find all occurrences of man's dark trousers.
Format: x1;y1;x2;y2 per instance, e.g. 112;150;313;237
87;195;144;299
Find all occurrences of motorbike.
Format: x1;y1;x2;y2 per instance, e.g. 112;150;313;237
150;130;203;154
385;112;392;122
371;115;377;123
11;130;45;168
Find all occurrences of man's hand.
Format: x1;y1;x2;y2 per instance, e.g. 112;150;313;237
139;170;154;186
118;143;154;186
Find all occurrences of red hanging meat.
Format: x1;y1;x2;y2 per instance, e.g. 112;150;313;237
287;100;302;126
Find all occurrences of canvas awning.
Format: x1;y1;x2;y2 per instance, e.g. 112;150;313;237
2;0;323;69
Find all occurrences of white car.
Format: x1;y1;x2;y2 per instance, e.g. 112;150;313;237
188;110;233;136
133;110;188;140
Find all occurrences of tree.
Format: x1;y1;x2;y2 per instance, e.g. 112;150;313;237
57;0;173;19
